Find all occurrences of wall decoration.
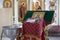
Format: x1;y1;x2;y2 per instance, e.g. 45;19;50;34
32;0;42;11
18;0;27;22
49;0;56;10
3;0;12;8
32;12;45;19
35;1;41;11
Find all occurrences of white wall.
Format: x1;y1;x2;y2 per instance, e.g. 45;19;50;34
14;0;18;24
0;0;13;36
55;0;59;25
30;0;32;10
0;8;13;36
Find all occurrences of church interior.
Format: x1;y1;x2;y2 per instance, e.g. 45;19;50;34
0;0;60;40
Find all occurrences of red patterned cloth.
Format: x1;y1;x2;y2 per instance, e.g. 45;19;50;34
22;19;45;40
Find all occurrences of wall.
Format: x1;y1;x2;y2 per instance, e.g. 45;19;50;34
0;8;13;36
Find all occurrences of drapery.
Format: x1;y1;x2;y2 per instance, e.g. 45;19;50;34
22;19;45;40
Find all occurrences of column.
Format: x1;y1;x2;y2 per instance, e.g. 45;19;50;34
45;0;50;10
54;0;59;25
30;0;32;10
59;0;60;25
14;0;18;24
27;0;28;10
42;0;45;10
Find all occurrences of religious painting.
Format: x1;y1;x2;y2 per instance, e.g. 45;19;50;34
3;0;12;8
49;0;56;10
32;0;42;11
32;12;45;19
18;0;27;22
